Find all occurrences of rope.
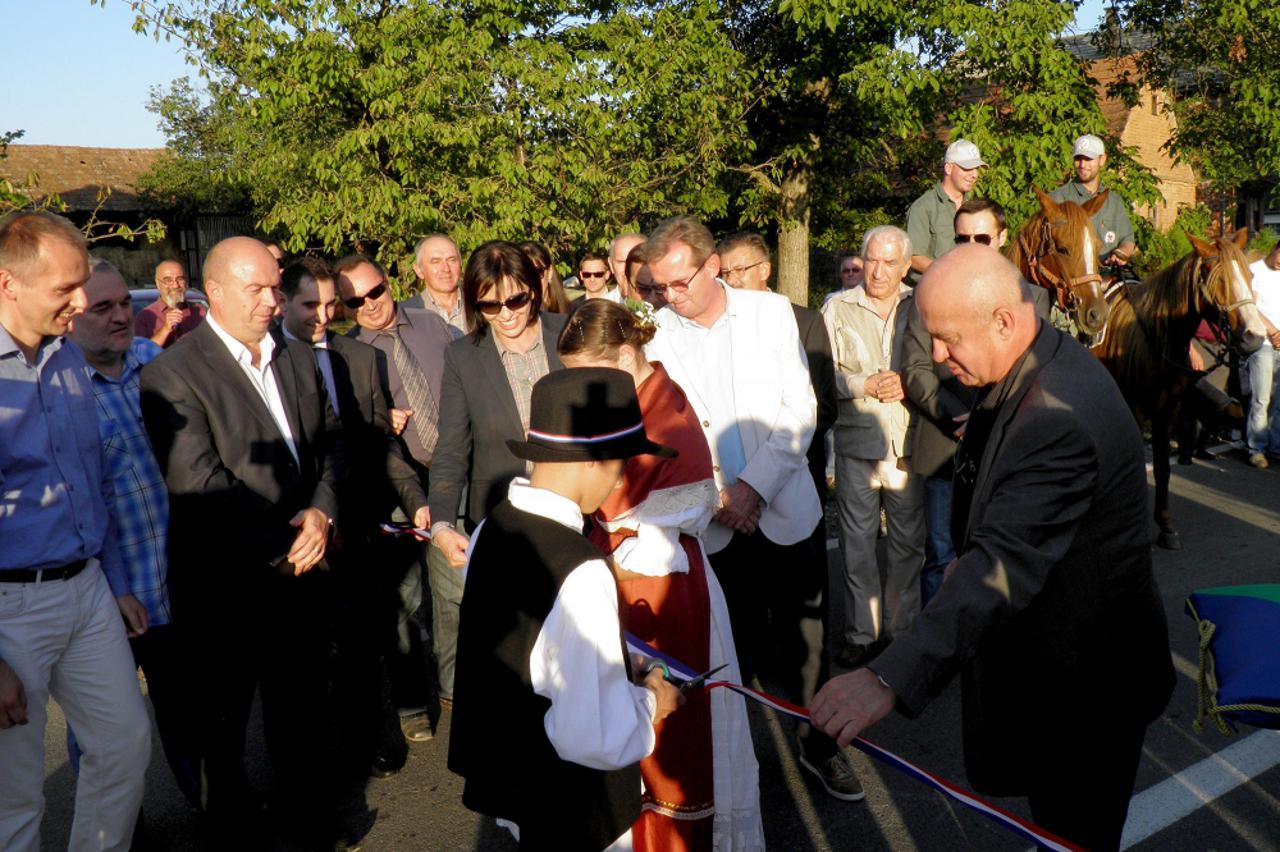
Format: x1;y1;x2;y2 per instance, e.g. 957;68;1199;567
1186;601;1280;735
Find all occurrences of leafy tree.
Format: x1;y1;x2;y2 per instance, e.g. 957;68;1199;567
124;0;752;292
1099;0;1280;191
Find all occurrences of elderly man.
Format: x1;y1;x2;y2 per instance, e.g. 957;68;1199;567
0;212;151;852
67;258;201;810
338;254;459;734
134;258;206;347
1050;134;1138;269
822;225;924;669
905;138;987;282
141;237;348;848
609;232;646;301
644;218;864;800
812;245;1175;852
405;234;468;337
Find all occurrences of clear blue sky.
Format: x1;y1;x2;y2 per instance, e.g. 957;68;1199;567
1;0;1110;150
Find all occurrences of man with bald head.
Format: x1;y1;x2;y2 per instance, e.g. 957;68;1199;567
405;233;468;335
608;232;645;300
812;245;1175;852
141;236;351;847
134;258;206;347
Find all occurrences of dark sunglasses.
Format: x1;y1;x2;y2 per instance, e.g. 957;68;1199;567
579;270;608;279
342;282;388;309
954;233;994;246
476;290;533;316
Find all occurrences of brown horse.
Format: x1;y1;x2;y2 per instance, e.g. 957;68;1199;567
1007;188;1111;339
1091;228;1266;549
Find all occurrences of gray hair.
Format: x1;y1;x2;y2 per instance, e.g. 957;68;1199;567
88;256;122;276
414;233;459;261
860;225;912;262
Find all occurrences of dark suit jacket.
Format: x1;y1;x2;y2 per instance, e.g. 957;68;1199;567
792;303;836;491
140;322;343;608
903;286;1051;478
324;334;426;540
873;323;1174;796
428;313;568;528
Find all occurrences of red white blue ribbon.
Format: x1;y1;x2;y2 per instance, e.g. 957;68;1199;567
379;522;432;542
625;632;1084;852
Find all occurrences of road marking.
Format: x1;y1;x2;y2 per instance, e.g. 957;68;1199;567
1119;730;1280;849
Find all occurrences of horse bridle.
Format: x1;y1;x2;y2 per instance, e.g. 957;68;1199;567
1019;217;1103;313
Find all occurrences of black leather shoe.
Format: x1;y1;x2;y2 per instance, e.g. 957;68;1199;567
370;749;406;779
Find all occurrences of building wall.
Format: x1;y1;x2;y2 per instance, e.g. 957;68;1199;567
1118;87;1199;231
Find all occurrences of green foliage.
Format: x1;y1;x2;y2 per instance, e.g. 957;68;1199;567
128;0;752;290
1102;0;1280;188
1133;203;1212;278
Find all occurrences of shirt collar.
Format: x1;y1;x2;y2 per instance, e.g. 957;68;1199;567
205;311;276;369
494;322;544;357
421;289;463;318
670;279;734;330
506;477;585;532
849;282;913;312
0;321;64;366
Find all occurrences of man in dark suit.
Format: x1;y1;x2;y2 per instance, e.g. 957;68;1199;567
140;237;348;849
335;254;455;744
280;258;430;782
812;245;1174;852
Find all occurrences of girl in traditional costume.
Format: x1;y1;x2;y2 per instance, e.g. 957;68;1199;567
558;299;764;851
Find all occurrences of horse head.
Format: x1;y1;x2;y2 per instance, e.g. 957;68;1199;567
1016;188;1110;337
1188;228;1265;355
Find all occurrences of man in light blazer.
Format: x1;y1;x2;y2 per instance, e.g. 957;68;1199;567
140;237;349;849
812;246;1174;852
645;218;852;800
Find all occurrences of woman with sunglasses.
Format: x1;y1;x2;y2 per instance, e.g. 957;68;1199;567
518;240;571;313
557;299;764;852
427;241;568;569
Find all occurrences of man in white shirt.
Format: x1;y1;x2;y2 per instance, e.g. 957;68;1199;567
1246;243;1280;468
573;251;623;304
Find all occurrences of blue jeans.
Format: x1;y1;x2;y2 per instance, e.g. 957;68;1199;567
1247;345;1280;455
921;476;955;606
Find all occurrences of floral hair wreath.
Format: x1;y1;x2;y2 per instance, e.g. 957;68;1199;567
624;297;657;332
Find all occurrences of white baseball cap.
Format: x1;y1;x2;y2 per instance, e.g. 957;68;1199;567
944;139;988;170
1073;134;1105;159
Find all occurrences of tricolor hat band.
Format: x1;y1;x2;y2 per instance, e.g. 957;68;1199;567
526;421;645;444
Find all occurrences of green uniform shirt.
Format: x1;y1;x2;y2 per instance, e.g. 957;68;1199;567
1048;180;1136;262
905;181;964;283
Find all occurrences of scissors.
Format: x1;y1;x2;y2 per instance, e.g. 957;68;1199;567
646;660;728;694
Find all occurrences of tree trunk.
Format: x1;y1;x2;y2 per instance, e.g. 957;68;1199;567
776;163;812;307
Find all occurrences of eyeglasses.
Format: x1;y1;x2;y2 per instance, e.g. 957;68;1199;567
342;282;388;309
954;233;995;246
476;290;533;316
840;267;863;277
652;255;709;294
722;260;765;280
579;270;608;279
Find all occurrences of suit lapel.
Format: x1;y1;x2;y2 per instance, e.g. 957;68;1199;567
478;333;524;436
193;323;282;440
270;337;306;470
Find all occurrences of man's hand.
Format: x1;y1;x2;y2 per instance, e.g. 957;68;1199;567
715;481;761;534
1188;343;1205;372
389;408;413;436
1268;328;1280;349
0;660;28;728
116;594;148;638
810;668;896;747
286;508;331;575
643;666;684;726
864;370;905;403
952;412;970;440
413;505;431;530
434;527;470;568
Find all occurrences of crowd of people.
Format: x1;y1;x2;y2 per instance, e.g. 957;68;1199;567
2;128;1273;852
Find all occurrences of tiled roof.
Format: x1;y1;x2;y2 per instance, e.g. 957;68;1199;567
0;145;165;212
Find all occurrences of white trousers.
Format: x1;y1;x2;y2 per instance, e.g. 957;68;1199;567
0;563;151;852
834;454;925;647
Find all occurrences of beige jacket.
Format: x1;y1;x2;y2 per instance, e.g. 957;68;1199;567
821;283;915;461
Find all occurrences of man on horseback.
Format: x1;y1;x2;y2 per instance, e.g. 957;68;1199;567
1050;134;1139;275
905;138;987;284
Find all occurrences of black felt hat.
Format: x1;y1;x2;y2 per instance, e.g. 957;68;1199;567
506;368;678;463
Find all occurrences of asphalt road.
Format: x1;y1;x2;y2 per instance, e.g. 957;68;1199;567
39;445;1280;851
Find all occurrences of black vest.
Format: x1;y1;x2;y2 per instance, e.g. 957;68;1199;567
447;499;642;851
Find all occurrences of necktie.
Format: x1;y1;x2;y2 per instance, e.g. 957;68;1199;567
382;329;440;462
